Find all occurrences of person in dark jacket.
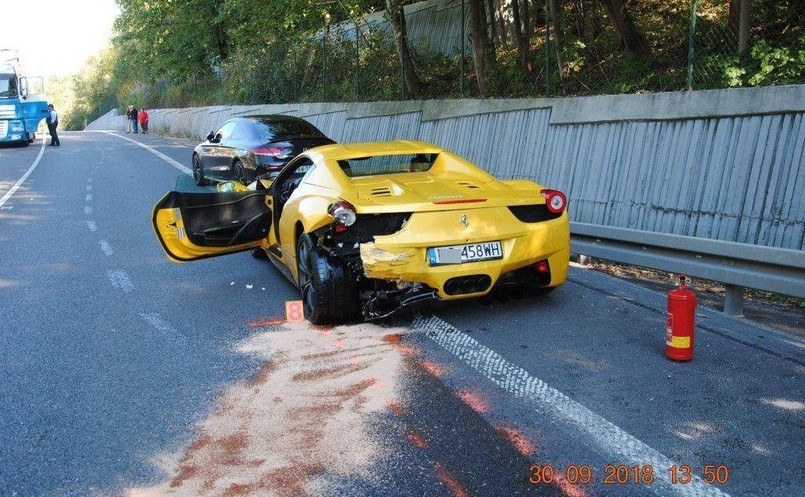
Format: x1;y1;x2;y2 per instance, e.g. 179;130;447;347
46;104;60;146
130;106;139;133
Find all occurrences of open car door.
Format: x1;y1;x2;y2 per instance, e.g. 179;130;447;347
152;191;271;262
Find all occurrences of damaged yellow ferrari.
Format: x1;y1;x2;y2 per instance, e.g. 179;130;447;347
152;140;570;323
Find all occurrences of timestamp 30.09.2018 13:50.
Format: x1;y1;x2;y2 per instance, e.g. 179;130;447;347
528;464;731;486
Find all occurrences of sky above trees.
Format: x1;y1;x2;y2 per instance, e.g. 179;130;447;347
0;0;119;77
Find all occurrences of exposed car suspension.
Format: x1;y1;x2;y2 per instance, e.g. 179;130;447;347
362;286;437;320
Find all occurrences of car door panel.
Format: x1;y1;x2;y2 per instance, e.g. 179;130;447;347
207;122;237;171
152;191;271;262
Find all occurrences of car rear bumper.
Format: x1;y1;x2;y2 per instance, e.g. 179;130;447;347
359;207;570;299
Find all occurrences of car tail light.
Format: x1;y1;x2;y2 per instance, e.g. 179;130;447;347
536;260;550;273
252;147;290;158
540;189;567;214
328;201;357;227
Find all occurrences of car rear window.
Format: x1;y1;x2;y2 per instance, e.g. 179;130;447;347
338;153;437;177
252;119;325;141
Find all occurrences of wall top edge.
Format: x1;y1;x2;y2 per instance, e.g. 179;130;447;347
86;84;805;130
346;101;425;119
332;85;805;123
550;85;805;124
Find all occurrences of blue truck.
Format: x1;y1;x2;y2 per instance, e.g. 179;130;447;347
0;57;49;146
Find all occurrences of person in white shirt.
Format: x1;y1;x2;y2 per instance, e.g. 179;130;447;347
46;104;60;146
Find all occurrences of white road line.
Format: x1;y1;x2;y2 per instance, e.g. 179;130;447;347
138;312;189;346
412;315;730;497
0;137;46;209
99;240;114;256
87;184;92;191
86;194;93;202
97;131;192;175
106;269;134;293
84;206;93;215
87;220;97;232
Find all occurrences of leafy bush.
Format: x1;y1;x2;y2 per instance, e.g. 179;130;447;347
719;34;805;87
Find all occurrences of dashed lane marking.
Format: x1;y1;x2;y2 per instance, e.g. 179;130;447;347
0;137;46;209
106;269;134;293
87;221;97;232
99;240;114;256
98;131;192;175
84;206;93;215
86;194;92;202
138;312;189;346
412;315;731;497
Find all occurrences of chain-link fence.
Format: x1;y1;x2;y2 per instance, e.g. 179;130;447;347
222;0;804;104
688;0;804;90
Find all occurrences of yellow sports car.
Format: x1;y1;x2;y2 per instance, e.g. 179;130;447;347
152;140;570;323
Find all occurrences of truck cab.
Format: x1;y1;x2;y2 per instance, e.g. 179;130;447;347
0;62;49;145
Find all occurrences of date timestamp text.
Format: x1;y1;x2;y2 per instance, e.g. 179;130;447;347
529;464;730;485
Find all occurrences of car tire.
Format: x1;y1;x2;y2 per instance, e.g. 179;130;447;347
251;247;268;259
297;233;358;324
233;159;247;185
192;154;207;186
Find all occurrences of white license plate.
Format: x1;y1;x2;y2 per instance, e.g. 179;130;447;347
427;241;503;265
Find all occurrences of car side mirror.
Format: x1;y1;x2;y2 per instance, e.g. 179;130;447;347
206;131;215;142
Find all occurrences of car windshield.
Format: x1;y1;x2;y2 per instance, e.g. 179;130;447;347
0;73;17;98
338;153;437;177
252;119;324;141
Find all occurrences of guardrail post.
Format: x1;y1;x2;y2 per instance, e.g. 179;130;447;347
724;284;745;317
578;255;591;266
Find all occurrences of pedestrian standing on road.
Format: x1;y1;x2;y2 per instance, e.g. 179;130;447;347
126;105;133;133
138;108;149;134
130;106;139;134
46;104;60;146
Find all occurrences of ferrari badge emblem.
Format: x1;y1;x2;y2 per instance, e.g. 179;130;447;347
460;214;469;228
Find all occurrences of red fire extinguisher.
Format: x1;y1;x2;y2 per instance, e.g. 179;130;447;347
665;275;696;361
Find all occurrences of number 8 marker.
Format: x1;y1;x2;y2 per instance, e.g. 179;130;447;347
286;300;305;322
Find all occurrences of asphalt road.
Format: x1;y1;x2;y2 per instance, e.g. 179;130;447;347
0;132;802;497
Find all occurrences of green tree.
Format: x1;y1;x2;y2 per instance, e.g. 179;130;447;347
598;0;652;61
67;47;123;130
114;0;229;82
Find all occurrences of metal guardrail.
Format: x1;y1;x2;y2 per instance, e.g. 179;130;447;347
570;223;805;316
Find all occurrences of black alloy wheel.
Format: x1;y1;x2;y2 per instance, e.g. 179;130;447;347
296;233;358;324
192;154;206;185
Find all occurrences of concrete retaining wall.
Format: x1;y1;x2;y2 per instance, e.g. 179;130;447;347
85;85;805;250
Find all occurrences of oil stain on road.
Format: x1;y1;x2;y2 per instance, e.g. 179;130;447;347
126;320;562;497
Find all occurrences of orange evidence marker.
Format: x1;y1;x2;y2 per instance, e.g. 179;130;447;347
285;300;305;322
